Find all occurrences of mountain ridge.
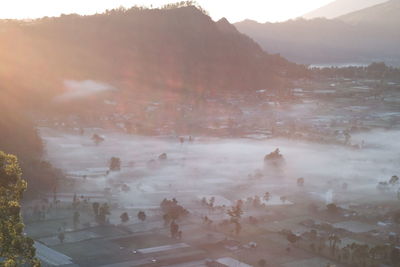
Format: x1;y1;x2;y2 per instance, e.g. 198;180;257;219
303;0;388;19
235;1;400;66
0;5;306;110
339;0;400;26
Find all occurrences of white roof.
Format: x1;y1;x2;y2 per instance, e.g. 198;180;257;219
332;221;377;233
216;257;253;267
137;243;190;254
34;241;73;266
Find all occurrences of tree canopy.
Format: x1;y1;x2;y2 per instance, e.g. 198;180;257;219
0;151;40;266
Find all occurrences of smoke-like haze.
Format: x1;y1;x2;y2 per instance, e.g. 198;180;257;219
54;80;115;102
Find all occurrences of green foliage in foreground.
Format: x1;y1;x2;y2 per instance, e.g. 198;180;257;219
0;151;40;267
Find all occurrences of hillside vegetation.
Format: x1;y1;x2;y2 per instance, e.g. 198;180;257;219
0;5;306;109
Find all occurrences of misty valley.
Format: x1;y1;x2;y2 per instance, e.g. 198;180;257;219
1;1;400;267
21;72;400;267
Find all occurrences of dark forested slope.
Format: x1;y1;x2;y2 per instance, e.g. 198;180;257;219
0;5;306;110
0;96;61;196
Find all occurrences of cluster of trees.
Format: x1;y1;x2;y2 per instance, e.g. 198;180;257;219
242;192;279;209
244;195;265;208
296;216;400;266
291;224;400;266
159;199;187;239
0;151;40;266
326;240;400;266
161;1;208;15
201;196;215;209
264;148;283;161
312;62;400;80
102;1;208;15
160;198;189;225
264;148;285;168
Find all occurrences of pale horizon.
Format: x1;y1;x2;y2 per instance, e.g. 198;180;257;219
0;0;335;23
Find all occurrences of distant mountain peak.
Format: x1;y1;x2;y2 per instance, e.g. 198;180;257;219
339;0;400;26
217;17;230;24
216;17;238;33
303;0;388;19
235;1;400;66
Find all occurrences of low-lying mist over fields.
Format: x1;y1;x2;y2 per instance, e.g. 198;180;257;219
40;127;400;210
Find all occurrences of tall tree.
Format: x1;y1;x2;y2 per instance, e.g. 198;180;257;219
109;157;121;171
227;203;243;235
137;211;146;221
0;151;40;266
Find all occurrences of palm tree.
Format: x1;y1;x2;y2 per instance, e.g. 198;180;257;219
328;234;341;256
341;246;350;263
349;242;357;263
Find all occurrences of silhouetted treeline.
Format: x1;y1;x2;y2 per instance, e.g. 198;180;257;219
311;62;400;80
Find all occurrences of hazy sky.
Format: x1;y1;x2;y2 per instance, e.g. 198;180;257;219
0;0;334;22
